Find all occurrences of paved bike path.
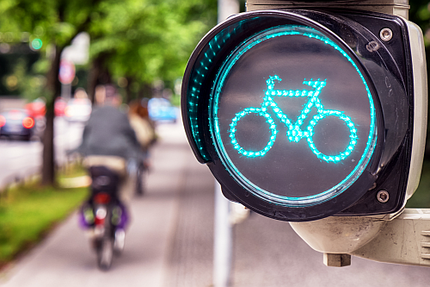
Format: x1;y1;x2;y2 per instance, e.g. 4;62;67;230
3;121;430;287
0;122;213;287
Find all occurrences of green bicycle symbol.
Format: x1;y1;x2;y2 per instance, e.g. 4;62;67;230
229;75;358;163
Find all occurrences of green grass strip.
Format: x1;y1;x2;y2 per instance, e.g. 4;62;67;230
0;178;88;266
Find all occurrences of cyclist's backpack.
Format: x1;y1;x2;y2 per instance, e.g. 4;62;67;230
89;166;121;200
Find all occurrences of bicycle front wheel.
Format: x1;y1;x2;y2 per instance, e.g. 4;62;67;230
229;107;278;158
97;236;114;270
135;163;146;196
307;110;358;163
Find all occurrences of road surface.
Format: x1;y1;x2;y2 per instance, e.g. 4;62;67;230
0;118;84;190
1;121;430;286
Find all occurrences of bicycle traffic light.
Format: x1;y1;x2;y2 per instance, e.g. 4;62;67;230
181;9;427;222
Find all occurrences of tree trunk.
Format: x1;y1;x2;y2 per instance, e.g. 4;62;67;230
87;56;101;104
125;76;134;103
41;45;63;186
87;52;112;104
139;83;152;99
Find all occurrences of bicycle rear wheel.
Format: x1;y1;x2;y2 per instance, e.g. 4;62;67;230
307;110;357;163
95;205;115;270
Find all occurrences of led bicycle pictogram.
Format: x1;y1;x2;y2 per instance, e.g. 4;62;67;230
229;75;358;163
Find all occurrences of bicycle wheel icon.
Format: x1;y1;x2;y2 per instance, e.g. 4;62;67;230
305;110;358;163
229;76;358;163
229;107;278;158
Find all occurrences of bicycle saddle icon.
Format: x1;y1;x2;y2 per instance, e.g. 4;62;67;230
229;75;358;163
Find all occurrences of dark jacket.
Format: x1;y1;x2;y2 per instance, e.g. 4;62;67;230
77;105;141;159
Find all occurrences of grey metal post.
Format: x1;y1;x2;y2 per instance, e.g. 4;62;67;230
214;2;239;286
214;181;233;287
61;83;72;100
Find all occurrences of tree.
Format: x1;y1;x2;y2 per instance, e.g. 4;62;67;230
0;0;217;186
87;0;217;100
0;0;101;185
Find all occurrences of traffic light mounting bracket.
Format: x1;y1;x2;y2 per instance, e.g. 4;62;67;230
250;0;430;267
290;209;430;267
247;0;409;18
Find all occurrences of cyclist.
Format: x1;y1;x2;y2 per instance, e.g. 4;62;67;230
77;84;142;248
128;100;157;194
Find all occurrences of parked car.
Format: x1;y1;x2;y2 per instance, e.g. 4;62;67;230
25;97;68;118
64;98;92;122
0;109;36;141
148;98;178;122
54;97;67;117
25;98;46;118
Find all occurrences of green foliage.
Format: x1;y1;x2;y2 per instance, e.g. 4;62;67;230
0;0;217;186
0;0;97;101
171;94;181;107
0;0;84;51
0;48;41;97
406;160;430;208
7;58;47;100
410;0;430;31
88;0;217;96
0;0;217;100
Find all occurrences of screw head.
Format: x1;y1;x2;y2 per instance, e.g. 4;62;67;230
377;190;390;203
380;28;393;42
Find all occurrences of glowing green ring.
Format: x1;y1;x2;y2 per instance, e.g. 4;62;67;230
210;25;376;207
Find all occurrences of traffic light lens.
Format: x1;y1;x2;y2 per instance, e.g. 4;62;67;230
31;38;43;50
210;25;376;205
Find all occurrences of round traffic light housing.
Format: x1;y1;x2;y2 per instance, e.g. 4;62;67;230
182;10;412;221
211;24;377;209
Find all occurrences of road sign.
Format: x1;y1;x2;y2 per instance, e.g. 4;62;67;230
59;60;75;85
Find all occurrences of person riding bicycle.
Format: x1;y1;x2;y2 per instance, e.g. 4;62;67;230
127;100;157;195
76;85;142;244
128;99;156;155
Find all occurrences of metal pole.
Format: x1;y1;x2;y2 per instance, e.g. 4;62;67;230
214;2;239;285
214;181;233;287
61;83;72;100
218;0;239;22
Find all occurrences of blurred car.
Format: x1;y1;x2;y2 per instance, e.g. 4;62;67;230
64;98;92;122
0;109;36;141
148;98;178;122
25;97;68;118
54;98;67;117
25;98;46;118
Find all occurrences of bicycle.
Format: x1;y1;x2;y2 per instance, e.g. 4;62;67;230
80;165;128;270
229;75;358;163
135;159;149;196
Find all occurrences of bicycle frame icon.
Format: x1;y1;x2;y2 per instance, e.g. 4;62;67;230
229;75;358;163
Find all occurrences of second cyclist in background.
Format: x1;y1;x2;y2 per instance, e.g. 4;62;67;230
128;99;157;195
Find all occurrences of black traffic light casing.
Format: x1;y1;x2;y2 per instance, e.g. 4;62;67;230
181;9;426;221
